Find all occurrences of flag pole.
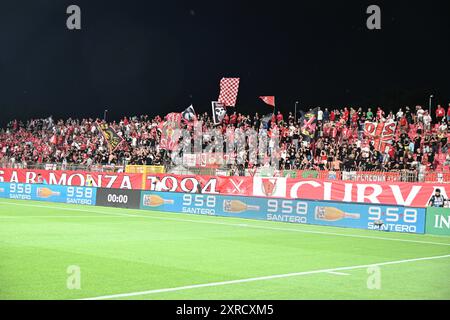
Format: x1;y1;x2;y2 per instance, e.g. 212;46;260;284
273;97;276;117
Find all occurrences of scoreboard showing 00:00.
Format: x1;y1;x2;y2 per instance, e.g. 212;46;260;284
107;193;129;204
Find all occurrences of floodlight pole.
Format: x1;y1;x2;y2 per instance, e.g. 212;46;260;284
295;101;299;122
428;95;433;115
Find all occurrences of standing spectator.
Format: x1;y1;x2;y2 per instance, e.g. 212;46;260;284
416;106;425;124
376;107;385;120
276;111;283;124
366;108;374;121
405;106;413;124
317;108;323;122
423;112;432;131
436;105;445;123
330;110;336;122
230;112;237;125
323;108;330;122
447;103;450;122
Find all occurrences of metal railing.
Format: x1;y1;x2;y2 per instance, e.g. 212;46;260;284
0;161;125;173
0;160;449;183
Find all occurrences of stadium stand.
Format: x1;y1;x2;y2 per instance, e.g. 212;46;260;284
0;105;449;182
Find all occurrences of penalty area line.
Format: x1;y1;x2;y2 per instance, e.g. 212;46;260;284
79;254;450;300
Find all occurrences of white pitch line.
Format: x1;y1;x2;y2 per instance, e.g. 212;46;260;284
79;254;450;300
326;271;351;276
1;201;450;247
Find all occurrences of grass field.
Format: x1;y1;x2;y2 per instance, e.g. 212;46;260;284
0;198;449;300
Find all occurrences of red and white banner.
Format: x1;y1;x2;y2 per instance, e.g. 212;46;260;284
364;121;397;152
159;112;182;151
1;168;449;208
143;174;449;208
182;153;235;168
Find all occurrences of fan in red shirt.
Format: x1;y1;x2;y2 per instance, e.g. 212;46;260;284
351;111;359;127
342;108;349;122
223;114;229;125
330;110;335;122
276;111;283;123
230;112;237;125
376;107;385;120
399;116;408;131
436;105;445;123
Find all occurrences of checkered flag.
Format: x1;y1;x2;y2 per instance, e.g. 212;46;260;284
218;78;240;107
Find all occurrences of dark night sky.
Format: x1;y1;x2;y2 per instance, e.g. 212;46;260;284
0;0;449;126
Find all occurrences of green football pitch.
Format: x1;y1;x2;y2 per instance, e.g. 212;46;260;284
0;198;449;300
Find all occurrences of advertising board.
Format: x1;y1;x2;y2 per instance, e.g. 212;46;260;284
0;182;96;205
95;188;141;209
139;191;426;234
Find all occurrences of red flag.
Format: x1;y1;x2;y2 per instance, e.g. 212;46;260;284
50;134;58;145
259;96;275;107
218;78;240;107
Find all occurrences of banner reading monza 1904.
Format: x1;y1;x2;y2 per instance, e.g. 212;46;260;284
0;168;449;208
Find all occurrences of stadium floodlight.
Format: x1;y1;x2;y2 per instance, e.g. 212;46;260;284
428;95;433;115
104;109;108;121
294;101;299;122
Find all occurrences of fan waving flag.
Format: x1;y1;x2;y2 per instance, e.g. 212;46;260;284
159;113;182;151
212;101;227;125
218;78;240;107
259;96;275;107
182;105;196;122
97;122;125;152
299;108;319;141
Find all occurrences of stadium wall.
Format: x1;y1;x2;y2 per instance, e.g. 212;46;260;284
3;181;450;236
1;168;450;207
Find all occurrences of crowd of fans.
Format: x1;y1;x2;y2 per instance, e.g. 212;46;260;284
0;103;449;174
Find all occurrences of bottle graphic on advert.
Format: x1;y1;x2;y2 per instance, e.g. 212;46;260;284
36;188;61;198
314;206;360;222
223;200;260;213
143;195;174;207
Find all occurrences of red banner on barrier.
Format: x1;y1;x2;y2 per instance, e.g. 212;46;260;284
144;174;254;196
144;174;449;208
0;168;143;189
0;168;449;207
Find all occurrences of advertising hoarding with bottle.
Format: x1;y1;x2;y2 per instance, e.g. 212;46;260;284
0;182;96;205
139;191;426;234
